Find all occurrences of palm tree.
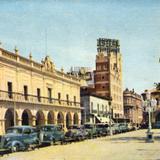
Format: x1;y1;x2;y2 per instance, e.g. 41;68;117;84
154;82;160;90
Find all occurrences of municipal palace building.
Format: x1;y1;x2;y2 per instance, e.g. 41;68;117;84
0;47;81;135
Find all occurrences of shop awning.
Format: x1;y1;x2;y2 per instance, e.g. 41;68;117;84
90;114;111;123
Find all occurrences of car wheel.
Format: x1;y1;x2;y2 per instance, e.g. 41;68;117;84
61;139;65;145
50;139;55;145
78;136;81;141
11;144;19;153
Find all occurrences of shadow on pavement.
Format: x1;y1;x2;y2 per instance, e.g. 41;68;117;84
110;135;160;143
0;149;10;157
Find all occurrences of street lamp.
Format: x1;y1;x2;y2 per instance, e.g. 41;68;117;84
144;91;157;142
108;96;113;136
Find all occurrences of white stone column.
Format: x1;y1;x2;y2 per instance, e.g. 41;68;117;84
0;119;6;135
63;120;67;132
18;119;22;126
44;118;48;125
54;118;57;125
32;116;36;126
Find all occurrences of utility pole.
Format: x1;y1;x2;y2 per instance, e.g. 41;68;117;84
109;96;113;136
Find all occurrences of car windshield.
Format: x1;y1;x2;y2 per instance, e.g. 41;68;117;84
84;124;93;129
7;128;23;134
119;123;126;126
41;126;55;131
104;124;109;127
97;124;106;128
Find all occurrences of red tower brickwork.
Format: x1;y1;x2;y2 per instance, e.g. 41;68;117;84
94;38;123;119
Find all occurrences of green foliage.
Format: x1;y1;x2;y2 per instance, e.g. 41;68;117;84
154;82;160;90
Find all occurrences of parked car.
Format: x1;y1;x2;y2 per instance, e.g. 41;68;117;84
84;123;97;139
119;123;128;133
65;125;87;142
96;123;109;136
154;122;160;129
112;123;121;134
127;123;134;131
1;126;40;152
36;124;65;145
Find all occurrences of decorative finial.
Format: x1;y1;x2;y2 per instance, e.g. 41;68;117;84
29;52;32;60
14;46;19;55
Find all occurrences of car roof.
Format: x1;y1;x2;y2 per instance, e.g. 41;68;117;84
7;125;34;129
96;123;108;125
84;123;95;125
69;124;83;127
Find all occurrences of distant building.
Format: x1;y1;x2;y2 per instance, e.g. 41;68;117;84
123;88;143;127
69;38;124;123
68;66;94;87
94;38;123;119
81;93;110;124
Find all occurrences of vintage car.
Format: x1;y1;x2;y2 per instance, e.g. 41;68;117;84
154;122;160;129
36;124;65;145
96;123;109;136
1;126;40;152
127;123;134;131
119;123;128;133
84;123;97;139
112;123;121;134
65;125;87;142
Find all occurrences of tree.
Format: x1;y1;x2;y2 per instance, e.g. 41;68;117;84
154;82;160;90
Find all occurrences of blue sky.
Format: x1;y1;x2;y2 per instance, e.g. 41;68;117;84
0;0;159;94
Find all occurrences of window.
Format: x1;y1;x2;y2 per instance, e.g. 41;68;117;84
102;105;104;112
90;102;93;113
97;104;100;116
105;105;108;113
58;92;61;104
8;82;13;99
37;88;41;102
74;96;76;105
24;85;28;100
48;88;52;103
66;94;69;105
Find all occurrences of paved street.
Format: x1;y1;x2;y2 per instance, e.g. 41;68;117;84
1;129;160;160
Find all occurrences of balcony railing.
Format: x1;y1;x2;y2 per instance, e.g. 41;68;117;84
0;90;80;108
124;101;135;107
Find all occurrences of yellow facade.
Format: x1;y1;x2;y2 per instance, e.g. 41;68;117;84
109;52;123;118
0;48;81;135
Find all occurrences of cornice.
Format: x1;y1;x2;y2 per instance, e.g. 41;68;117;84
0;48;81;86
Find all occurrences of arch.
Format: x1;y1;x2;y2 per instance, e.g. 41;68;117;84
4;108;18;131
73;113;79;125
47;111;55;124
155;112;160;123
66;112;72;129
36;110;45;126
57;112;64;125
22;109;32;126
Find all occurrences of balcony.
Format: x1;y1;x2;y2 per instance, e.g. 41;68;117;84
0;90;80;108
124;101;135;107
